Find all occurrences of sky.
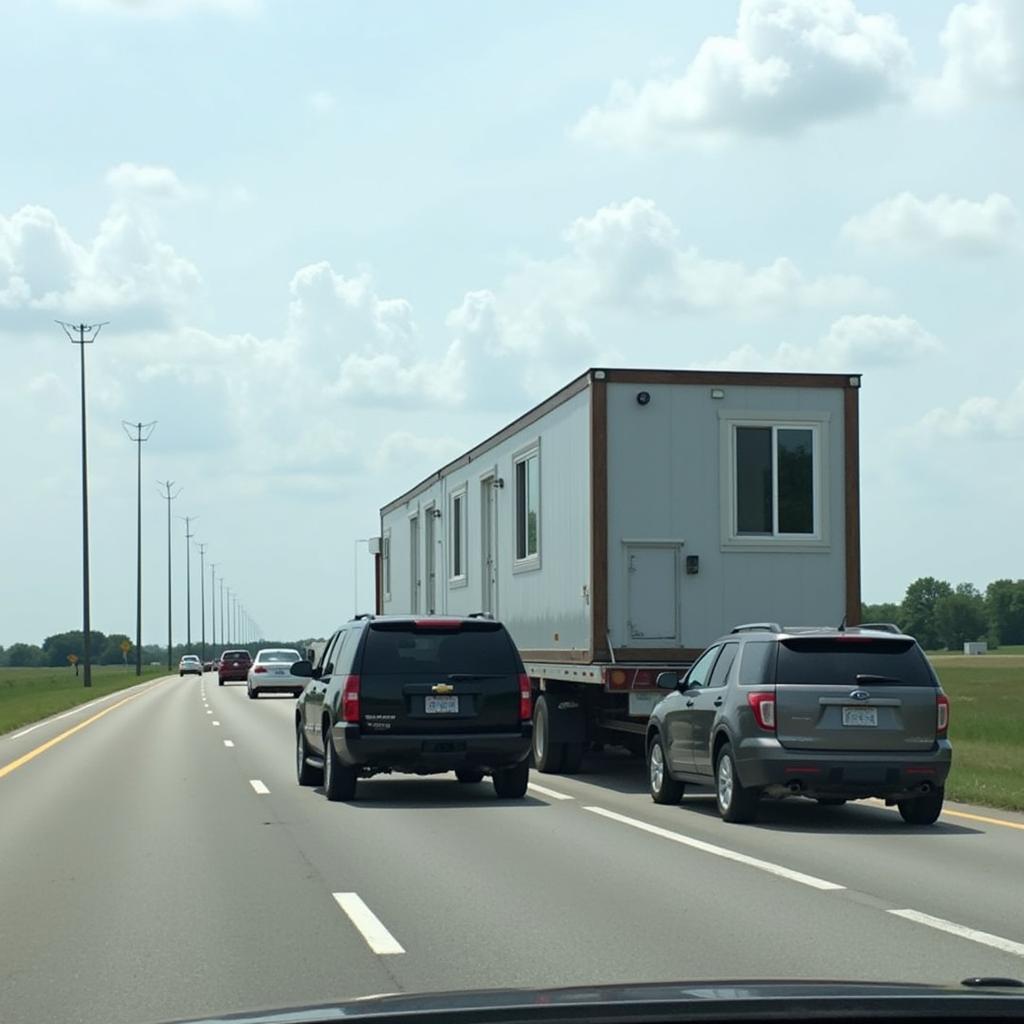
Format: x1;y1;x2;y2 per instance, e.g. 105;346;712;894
1;0;1021;648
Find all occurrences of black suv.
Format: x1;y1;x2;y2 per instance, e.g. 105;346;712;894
646;624;952;825
291;615;533;801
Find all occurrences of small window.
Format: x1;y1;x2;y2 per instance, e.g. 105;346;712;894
734;424;817;538
684;646;720;689
514;448;540;563
707;644;738;688
737;641;776;685
450;488;467;583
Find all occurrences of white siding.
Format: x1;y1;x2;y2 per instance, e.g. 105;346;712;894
381;388;592;654
605;382;847;649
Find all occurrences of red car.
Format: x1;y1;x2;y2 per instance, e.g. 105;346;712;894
218;649;252;685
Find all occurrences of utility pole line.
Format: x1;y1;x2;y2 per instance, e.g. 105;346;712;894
122;420;156;677
196;542;207;663
209;563;217;649
157;481;182;671
220;580;226;647
59;320;107;687
179;515;198;649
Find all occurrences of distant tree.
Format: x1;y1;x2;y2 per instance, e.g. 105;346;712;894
935;587;988;650
861;601;902;627
42;630;108;667
986;579;1024;646
0;644;5;666
5;643;46;667
900;577;953;649
99;634;132;665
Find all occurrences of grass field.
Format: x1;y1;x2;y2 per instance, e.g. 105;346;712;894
931;654;1024;811
0;665;169;736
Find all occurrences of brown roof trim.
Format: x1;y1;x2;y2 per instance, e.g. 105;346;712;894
380;370;592;516
844;386;862;625
603;368;858;389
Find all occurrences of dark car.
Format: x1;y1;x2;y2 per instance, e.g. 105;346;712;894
291;615;533;801
646;623;952;825
218;649;252;685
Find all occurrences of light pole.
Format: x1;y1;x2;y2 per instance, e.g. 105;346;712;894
157;481;181;670
226;586;232;645
220;579;226;646
209;563;217;650
122;420;155;676
196;542;207;662
179;515;198;650
59;320;107;687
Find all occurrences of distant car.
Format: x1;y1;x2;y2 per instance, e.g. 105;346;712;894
645;623;952;825
203;660;215;672
247;648;303;699
178;654;203;677
292;615;533;801
218;649;252;685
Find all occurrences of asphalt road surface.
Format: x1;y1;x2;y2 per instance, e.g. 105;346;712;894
2;673;1023;1024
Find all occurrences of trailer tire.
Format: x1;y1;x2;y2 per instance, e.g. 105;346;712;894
532;695;566;774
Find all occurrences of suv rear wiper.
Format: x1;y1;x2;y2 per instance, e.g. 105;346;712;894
855;673;903;684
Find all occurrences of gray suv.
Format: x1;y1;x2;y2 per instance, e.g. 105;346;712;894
646;624;952;825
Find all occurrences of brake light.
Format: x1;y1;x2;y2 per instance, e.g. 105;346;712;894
936;693;949;736
253;665;267;674
342;674;360;723
747;691;776;731
519;673;532;721
414;619;462;629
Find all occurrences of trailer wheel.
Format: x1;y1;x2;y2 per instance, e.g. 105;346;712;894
532;695;566;774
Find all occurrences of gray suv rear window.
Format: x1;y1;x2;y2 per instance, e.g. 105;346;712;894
362;623;518;676
777;638;935;687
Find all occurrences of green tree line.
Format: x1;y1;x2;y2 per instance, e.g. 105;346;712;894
863;577;1024;651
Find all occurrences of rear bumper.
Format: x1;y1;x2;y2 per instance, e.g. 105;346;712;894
736;737;952;799
330;722;533;773
219;670;248;681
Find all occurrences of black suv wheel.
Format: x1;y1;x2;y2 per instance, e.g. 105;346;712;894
898;786;944;825
492;759;528;798
323;724;357;801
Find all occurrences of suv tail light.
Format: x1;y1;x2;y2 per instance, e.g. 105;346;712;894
936;693;949;736
342;674;361;723
747;691;776;731
519;673;532;722
253;665;267;674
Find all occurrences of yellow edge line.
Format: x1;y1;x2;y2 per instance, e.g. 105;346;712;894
0;685;157;781
865;798;1024;832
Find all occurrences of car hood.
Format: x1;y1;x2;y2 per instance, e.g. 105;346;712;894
173;977;1024;1024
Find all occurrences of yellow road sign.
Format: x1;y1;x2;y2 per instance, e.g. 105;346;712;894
120;640;132;653
67;654;79;665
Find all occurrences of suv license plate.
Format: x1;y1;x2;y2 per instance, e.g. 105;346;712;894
842;706;877;727
425;696;459;714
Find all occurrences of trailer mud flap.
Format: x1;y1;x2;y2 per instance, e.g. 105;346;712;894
546;699;586;743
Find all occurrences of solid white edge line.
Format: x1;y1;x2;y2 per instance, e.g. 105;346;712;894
527;782;574;801
332;893;405;955
223;740;234;747
249;779;270;794
584;806;844;891
889;910;1024;958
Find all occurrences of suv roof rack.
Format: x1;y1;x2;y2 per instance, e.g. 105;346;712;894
351;613;375;621
731;622;782;634
468;611;494;619
856;622;903;634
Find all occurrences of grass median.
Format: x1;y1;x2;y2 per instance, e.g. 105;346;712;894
932;654;1024;812
0;665;170;736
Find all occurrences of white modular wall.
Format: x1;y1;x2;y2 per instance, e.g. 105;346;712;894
381;387;593;654
605;381;848;651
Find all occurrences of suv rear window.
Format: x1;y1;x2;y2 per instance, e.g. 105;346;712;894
777;638;936;687
362;622;518;676
223;650;251;661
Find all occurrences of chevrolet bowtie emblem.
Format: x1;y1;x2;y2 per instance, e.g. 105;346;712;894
432;683;455;695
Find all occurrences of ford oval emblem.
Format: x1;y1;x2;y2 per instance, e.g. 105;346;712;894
849;690;870;701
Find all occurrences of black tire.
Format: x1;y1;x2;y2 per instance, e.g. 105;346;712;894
455;768;485;784
532;696;565;774
293;689;304;699
648;735;685;804
218;678;224;686
561;741;585;774
323;724;357;801
817;798;846;807
179;672;183;677
715;743;759;823
492;759;529;799
296;721;323;787
898;787;944;825
247;681;258;699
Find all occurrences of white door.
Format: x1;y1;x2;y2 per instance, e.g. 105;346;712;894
481;477;498;616
410;515;420;613
625;545;680;643
424;507;437;614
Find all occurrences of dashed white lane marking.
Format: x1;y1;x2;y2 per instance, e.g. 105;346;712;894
206;710;212;715
527;782;574;801
223;740;234;748
249;779;269;794
212;721;220;726
889;910;1024;958
332;893;405;955
584;806;844;891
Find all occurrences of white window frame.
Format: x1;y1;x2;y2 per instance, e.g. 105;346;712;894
512;441;541;572
448;484;468;587
719;412;831;552
381;529;392;602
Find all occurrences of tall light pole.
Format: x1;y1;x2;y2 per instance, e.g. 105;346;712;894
122;420;156;676
59;320;107;687
209;562;217;650
157;481;181;670
179;515;198;650
223;584;229;645
196;542;207;662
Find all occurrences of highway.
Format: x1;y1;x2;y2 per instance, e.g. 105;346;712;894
2;673;1023;1024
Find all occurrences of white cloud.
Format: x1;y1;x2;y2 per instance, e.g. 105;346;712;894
842;191;1020;253
708;314;939;371
307;90;337;115
917;379;1024;440
106;162;191;202
574;0;913;147
918;0;1024;111
61;0;259;16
